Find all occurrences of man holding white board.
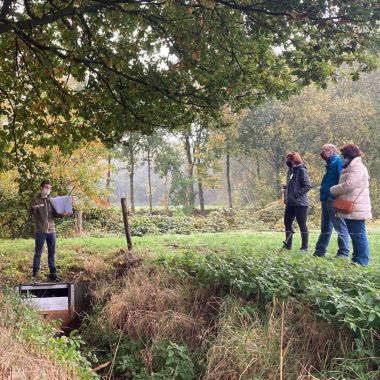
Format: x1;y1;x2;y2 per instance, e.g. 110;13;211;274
29;179;72;282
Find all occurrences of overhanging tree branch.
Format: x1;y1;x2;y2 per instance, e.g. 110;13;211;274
0;0;13;20
0;1;377;36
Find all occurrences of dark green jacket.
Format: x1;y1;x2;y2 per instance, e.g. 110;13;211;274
29;195;63;233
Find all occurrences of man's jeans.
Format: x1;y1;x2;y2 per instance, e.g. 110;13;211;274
345;219;370;266
314;199;350;257
32;232;57;274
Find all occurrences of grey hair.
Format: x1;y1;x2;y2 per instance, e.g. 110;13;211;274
321;144;337;154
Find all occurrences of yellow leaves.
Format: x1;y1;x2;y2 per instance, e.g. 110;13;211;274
105;57;113;67
55;66;65;76
209;132;226;145
0;169;18;193
288;10;302;21
200;0;216;9
20;142;109;204
31;100;46;113
191;51;200;61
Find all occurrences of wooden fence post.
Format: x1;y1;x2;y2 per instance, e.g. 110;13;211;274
75;210;83;235
121;197;133;251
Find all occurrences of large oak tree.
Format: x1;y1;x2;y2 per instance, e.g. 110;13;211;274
0;1;379;176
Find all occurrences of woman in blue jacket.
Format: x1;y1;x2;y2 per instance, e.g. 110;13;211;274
283;151;312;252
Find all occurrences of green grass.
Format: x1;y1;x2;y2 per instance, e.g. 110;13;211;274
0;291;95;379
0;226;379;285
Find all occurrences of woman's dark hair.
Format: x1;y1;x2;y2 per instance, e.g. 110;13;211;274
340;144;363;159
286;151;303;165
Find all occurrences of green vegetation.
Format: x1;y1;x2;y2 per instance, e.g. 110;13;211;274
0;200;283;239
0;2;379;379
1;2;378;183
1;228;379;285
0;291;95;379
1;230;380;378
77;230;380;379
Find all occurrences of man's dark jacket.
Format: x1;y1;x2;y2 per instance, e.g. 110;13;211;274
285;164;312;207
29;194;63;233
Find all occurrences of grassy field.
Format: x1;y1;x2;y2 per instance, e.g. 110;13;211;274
0;226;379;285
1;227;379;379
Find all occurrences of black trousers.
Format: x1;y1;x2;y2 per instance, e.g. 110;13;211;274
283;205;309;250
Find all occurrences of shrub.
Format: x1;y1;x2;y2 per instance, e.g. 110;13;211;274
149;340;195;380
0;290;96;380
158;250;380;378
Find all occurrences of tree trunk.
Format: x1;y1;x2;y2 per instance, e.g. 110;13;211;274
121;198;133;251
129;144;135;213
75;210;83;235
226;153;233;209
274;160;283;198
255;152;261;180
129;170;135;214
242;172;253;204
184;133;195;209
147;149;153;214
164;174;169;212
198;180;205;214
106;153;111;203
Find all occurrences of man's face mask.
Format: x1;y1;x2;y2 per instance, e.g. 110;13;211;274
286;159;293;168
41;186;51;196
320;152;328;161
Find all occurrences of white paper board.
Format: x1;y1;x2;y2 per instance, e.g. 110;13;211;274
50;196;73;215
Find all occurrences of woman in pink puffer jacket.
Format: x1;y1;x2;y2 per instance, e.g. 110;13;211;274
330;144;372;265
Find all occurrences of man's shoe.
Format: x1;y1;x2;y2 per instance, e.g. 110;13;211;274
300;248;308;253
313;252;325;258
31;272;39;282
334;254;348;259
282;241;291;250
48;272;63;282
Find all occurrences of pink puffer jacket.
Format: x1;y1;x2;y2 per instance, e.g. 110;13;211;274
330;157;372;220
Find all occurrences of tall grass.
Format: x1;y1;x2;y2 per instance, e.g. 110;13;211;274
204;297;351;379
79;257;379;379
0;291;95;380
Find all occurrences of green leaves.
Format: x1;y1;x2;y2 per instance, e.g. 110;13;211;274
1;1;379;162
160;249;380;339
0;291;96;379
159;248;380;376
151;340;195;380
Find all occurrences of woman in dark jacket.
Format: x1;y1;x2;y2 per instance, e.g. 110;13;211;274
283;151;312;252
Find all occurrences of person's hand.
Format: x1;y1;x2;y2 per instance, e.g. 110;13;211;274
32;204;44;209
63;210;68;216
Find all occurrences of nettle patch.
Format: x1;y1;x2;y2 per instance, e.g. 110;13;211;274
158;250;380;378
78;254;380;379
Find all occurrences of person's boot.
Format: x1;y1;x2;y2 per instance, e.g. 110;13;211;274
48;272;62;282
282;231;293;250
301;233;309;254
31;271;39;283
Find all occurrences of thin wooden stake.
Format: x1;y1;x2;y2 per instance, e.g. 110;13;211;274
75;210;83;235
121;197;133;251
